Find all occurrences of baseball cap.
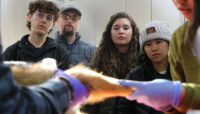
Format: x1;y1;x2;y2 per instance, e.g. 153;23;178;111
60;5;82;17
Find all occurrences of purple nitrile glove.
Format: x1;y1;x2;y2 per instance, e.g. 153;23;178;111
119;79;182;111
154;104;173;111
54;69;89;106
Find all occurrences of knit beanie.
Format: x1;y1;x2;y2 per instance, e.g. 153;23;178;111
139;20;171;52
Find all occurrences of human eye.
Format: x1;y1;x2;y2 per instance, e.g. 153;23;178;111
114;27;120;31
37;12;43;18
144;42;151;46
155;40;162;44
72;15;78;21
124;27;129;30
113;25;119;30
123;25;130;30
60;14;64;18
61;14;69;19
46;15;53;22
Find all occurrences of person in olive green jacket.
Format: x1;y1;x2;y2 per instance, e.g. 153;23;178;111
168;0;200;112
81;12;140;114
120;0;200;113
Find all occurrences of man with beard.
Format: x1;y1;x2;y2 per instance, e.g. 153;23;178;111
3;0;69;70
56;5;96;66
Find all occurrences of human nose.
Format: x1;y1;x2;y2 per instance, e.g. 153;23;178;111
151;43;158;51
119;28;125;33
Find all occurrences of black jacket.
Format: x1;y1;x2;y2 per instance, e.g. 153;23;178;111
118;60;172;114
55;32;96;66
3;34;69;70
0;63;73;114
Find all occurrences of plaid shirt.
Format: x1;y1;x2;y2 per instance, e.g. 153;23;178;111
0;63;72;114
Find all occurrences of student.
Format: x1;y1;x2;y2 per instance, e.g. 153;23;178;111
82;12;140;114
3;0;69;70
120;0;200;113
118;20;172;114
0;30;89;113
56;5;96;66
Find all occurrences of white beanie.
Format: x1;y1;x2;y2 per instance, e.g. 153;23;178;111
139;20;171;52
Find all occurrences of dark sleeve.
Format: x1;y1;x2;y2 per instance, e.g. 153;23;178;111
56;45;70;70
118;97;135;114
3;42;19;61
118;97;154;114
80;103;100;114
0;63;72;114
126;66;145;81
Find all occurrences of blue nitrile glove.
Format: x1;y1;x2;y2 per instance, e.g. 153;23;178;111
119;79;182;111
54;70;89;106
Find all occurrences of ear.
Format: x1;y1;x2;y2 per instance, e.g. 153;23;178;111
77;20;80;29
27;13;32;22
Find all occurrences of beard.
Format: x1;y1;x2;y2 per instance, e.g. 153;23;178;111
62;25;74;37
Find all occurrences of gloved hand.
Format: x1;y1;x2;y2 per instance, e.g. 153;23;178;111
119;79;182;111
54;70;89;106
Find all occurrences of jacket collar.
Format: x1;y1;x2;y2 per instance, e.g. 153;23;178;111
19;34;57;48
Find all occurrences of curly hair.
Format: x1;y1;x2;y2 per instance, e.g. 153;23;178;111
93;12;140;78
26;0;60;33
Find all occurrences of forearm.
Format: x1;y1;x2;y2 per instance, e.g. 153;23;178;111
28;79;72;113
174;86;187;113
0;64;72;113
175;83;200;111
164;87;187;114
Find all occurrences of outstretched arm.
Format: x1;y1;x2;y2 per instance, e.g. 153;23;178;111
119;79;184;112
0;63;73;114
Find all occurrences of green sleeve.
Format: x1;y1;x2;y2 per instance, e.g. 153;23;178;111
180;83;200;109
169;21;191;82
169;25;185;81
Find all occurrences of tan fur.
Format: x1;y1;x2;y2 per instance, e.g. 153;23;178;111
65;64;134;104
9;61;134;105
10;62;55;86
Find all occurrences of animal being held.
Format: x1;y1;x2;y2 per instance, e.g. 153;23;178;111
5;58;135;105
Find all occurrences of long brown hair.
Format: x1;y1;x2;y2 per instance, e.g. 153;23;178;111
185;0;200;47
93;12;140;78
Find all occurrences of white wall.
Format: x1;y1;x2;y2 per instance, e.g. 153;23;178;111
151;0;183;32
1;0;30;49
1;0;184;50
0;0;1;40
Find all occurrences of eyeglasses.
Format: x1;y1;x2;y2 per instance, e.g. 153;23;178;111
60;14;80;22
35;12;53;22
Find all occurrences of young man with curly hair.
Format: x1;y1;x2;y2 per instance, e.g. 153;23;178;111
3;0;69;70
